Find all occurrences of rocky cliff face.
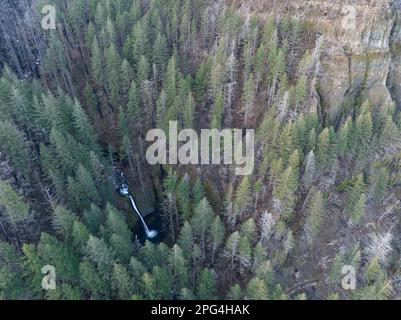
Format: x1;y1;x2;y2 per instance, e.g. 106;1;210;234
232;0;401;120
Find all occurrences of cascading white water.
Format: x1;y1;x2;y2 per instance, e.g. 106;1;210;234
128;195;158;239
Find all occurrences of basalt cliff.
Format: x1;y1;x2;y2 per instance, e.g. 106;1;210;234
229;0;401;120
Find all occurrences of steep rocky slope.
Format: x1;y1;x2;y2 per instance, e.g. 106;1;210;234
231;0;401;120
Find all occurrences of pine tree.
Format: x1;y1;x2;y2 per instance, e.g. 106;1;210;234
238;235;252;268
294;75;307;110
304;189;326;244
112;264;133;299
191;198;213;258
196;268;216;299
370;167;389;203
177;177;191;220
302;150;316;190
141;272;157;299
273;165;297;220
245;277;268;300
350;194;366;224
52;206;76;242
338;117;352;156
224;231;240;272
168;244;189;294
345;174;365;218
242;73;256;127
120;59;134;100
192;177;204;205
164;55;178;106
255;260;276;290
127;81;141;126
227;283;243;299
316;128;331;170
233;176;251;222
71;220;90;251
37;233;79;284
379;116;401;155
0;180;30;223
85;235;115;279
72;100;99;153
152;266;172;299
79;261;109;299
137;54;150;84
179;287;195;300
240;218;257;244
131;21;150;69
183;92;195;129
83;203;105;234
153;33;169;71
209;215;225;265
76;164;101;208
178;221;194;257
0;242;26;299
129;257;147;291
0;120;31;179
105;204;133;263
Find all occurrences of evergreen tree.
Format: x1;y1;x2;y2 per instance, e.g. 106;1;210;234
152;266;172;299
0;242;26;299
302;150;316;190
72;100;99;152
79;261;109;299
345;174;365;219
246;277;268;300
0;180;30;223
209;215;225;265
196;268;216;299
105;204;133;263
233;176;251;222
192;177;205;205
191;198;213;258
224;231;240;272
178;221;194;257
71;220;90;251
304;189;326;244
52;206;76;242
177;177;191;220
227;283;243;299
350;194;366;224
242;73;256;127
316;128;331;170
0;120;31;179
168;244;189;294
85;235;115;279
112;264;133;300
37;233;79;284
370;167;389;203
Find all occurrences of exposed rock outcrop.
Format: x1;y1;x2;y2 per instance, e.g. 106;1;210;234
231;0;401;120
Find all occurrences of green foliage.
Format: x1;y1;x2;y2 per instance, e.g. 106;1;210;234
0;180;30;222
2;0;401;301
196;268;216;299
304;189;326;244
0;120;30;179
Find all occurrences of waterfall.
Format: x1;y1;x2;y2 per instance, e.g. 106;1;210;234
116;171;157;239
128;195;158;239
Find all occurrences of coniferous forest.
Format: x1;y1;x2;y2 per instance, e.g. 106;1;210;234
1;0;401;300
